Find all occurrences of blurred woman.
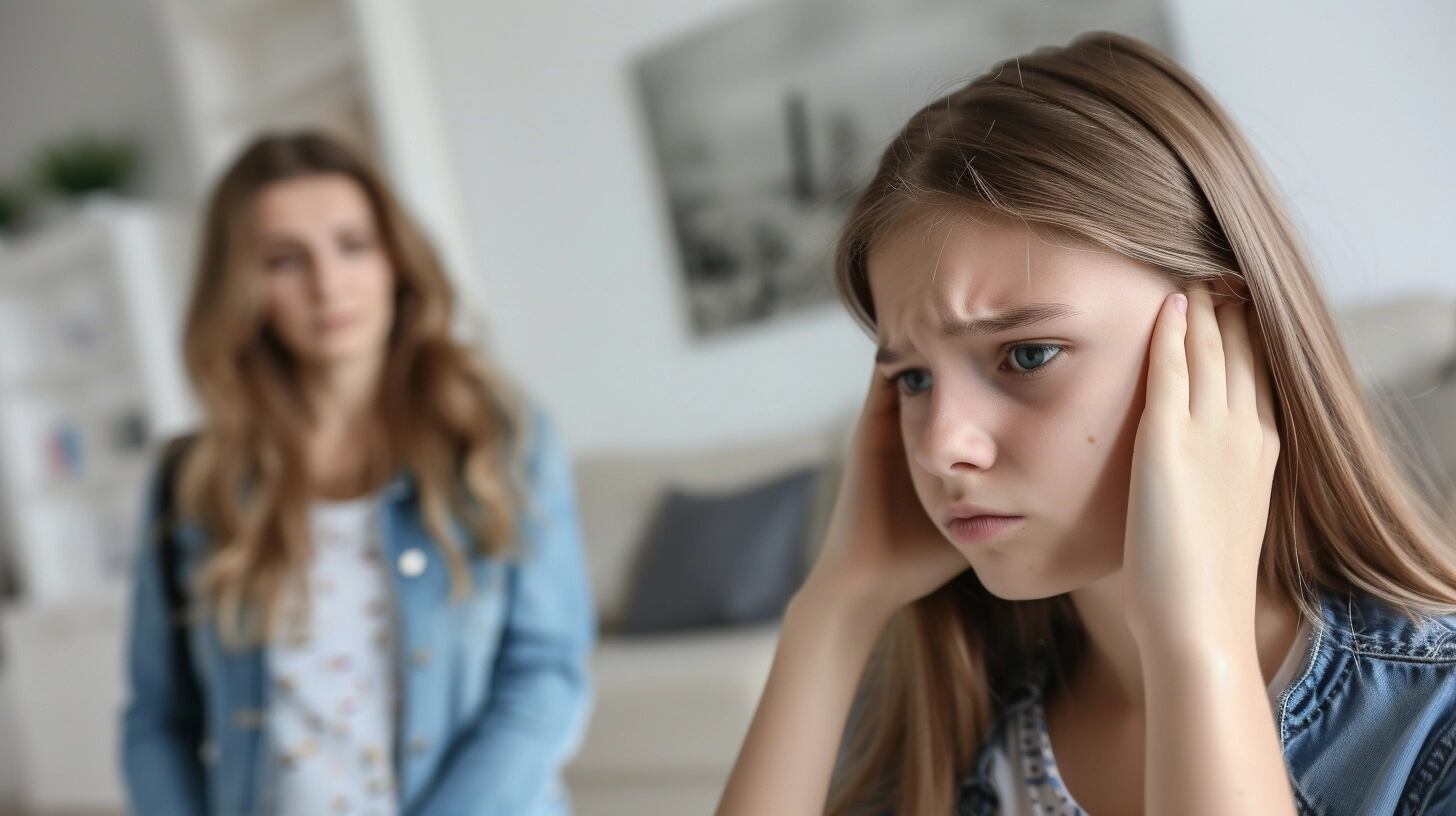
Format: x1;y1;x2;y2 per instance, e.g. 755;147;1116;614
121;131;595;816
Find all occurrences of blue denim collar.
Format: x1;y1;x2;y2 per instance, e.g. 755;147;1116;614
954;587;1378;815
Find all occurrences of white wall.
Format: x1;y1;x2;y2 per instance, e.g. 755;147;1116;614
0;0;193;203
419;0;1455;455
421;0;876;454
3;1;1447;457
1169;1;1456;308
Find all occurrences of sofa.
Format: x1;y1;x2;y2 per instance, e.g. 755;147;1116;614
1333;291;1456;529
562;418;849;816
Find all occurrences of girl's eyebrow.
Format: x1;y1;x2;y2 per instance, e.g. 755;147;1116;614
875;302;1083;365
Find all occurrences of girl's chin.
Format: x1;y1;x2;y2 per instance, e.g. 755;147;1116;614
968;558;1115;603
977;579;1063;602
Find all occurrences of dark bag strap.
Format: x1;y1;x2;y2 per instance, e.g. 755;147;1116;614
147;434;210;768
153;435;196;624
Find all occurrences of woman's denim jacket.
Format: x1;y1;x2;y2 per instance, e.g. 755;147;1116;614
957;588;1456;815
119;408;597;816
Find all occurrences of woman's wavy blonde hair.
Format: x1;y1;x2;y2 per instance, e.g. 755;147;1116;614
827;32;1456;815
177;131;525;647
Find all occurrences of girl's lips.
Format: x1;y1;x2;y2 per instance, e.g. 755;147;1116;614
946;515;1024;545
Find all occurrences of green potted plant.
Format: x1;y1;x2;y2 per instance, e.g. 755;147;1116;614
0;183;25;246
32;131;139;203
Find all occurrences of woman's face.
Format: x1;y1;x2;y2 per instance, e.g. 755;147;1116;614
253;173;396;370
867;212;1180;600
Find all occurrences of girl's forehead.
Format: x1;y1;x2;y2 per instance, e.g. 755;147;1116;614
864;215;1169;349
867;218;1090;315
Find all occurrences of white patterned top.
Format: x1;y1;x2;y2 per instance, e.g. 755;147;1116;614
266;493;400;816
986;615;1314;815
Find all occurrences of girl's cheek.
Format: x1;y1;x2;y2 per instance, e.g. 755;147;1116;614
899;404;923;450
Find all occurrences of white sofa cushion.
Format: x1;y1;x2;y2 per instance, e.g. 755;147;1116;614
566;623;780;778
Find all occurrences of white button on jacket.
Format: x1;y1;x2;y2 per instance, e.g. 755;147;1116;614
397;548;426;578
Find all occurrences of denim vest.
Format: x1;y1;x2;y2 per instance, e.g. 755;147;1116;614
119;408;597;816
954;587;1456;815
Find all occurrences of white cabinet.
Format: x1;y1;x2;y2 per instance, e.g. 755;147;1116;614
0;587;130;814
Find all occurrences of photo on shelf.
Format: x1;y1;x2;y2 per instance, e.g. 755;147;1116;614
55;273;119;360
44;420;85;481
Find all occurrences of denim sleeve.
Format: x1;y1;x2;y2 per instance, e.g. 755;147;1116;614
408;408;598;816
118;459;207;815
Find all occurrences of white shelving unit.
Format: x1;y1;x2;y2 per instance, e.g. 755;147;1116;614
0;202;193;812
0;202;195;605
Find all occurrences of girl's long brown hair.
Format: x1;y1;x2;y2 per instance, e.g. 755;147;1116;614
828;32;1456;815
178;131;526;647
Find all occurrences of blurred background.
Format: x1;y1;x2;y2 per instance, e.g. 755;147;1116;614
0;0;1451;814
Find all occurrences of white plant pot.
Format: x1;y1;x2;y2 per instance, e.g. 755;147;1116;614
77;191;123;218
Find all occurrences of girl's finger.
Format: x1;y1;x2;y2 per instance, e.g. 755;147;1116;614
1145;291;1190;421
1219;299;1257;415
859;365;902;452
1185;286;1227;417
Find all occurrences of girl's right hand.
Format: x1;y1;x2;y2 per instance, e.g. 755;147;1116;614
716;370;968;816
802;369;970;619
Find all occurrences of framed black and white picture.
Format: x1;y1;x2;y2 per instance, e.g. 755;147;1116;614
635;0;1171;337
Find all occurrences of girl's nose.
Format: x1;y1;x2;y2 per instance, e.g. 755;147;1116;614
910;386;999;477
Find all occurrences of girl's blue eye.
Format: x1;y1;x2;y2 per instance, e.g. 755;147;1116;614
1006;344;1063;377
895;369;933;396
890;343;1066;396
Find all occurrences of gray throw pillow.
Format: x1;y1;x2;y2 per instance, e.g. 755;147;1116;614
621;467;818;634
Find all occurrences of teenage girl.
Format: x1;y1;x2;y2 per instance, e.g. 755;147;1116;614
717;32;1456;815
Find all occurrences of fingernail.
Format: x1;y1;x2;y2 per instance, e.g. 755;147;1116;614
1173;293;1188;314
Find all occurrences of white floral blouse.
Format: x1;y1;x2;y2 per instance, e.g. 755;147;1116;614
267;494;400;816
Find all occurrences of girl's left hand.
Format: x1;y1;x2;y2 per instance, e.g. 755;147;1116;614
1123;286;1282;656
